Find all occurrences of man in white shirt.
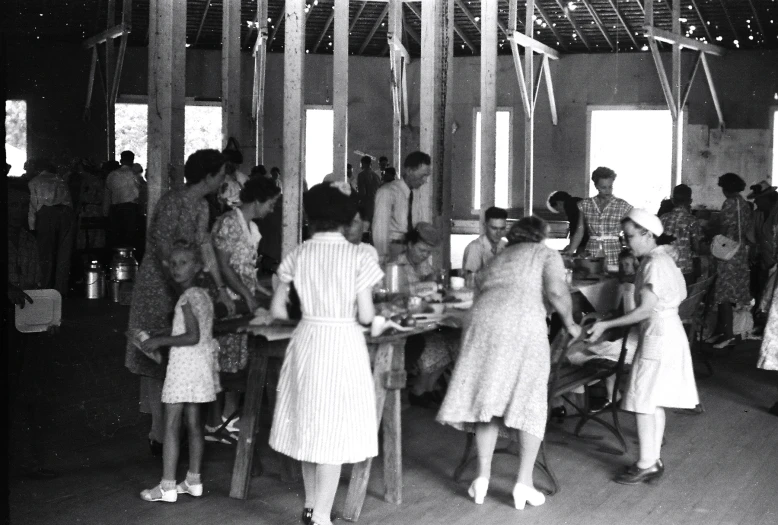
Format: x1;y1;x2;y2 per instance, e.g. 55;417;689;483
103;150;146;250
371;151;431;264
462;206;508;286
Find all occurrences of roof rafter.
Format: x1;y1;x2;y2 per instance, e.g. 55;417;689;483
403;14;420;45
554;0;591;50
746;0;765;43
604;0;639;49
267;2;285;49
406;1;474;54
580;0;615;50
717;0;740;41
358;3;390;55
193;0;212;48
313;9;334;53
688;0;713;43
534;3;569;51
350;1;368;32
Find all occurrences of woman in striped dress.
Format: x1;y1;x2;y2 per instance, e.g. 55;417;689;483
269;182;384;525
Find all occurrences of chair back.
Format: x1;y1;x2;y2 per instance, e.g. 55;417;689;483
687;275;715;298
678;290;707;324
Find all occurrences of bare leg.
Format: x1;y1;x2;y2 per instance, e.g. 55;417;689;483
311;463;341;525
207;395;223;428
223;391;240;423
302;461;317;508
184;403;204;474
475;419;500;479
635;412;658;468
653;407;666;460
162;403;183;481
516;430;541;487
718;302;734;339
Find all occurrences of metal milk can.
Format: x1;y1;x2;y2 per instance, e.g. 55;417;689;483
85;260;106;299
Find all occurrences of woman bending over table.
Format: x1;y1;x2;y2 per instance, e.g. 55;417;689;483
586;209;699;485
269;182;384;525
564;167;633;269
437;217;581;510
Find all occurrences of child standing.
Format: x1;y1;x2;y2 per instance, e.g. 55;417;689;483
140;242;221;502
587;209;699;484
269;182;384;525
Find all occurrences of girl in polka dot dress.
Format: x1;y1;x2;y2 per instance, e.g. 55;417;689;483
140;242;221;502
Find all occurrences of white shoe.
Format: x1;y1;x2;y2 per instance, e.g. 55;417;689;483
512;483;545;510
222;415;240;434
140;484;177;502
176;480;203;497
467;477;489;505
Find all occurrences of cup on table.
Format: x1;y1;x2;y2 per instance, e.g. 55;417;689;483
450;276;465;290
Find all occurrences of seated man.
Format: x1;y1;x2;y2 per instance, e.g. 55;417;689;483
462;206;508;288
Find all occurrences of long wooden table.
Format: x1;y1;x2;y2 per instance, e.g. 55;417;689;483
215;317;443;522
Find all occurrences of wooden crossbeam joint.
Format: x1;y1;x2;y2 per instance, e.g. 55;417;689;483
510;31;561;60
644;26;726;56
83;23;126;48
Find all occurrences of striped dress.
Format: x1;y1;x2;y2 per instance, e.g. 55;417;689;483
269;233;385;464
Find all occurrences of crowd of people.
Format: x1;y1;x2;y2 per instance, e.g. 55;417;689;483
7;145;778;523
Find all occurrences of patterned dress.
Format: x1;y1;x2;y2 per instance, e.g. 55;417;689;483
622;246;699;414
211;209;262;372
713;195;753;306
578;196;633;267
269;233;384;464
161;287;221;404
125;189;210;379
437;243;565;440
660;207;704;275
758;278;778;371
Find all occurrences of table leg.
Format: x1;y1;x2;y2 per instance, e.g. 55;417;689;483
343;342;393;522
382;342;404;505
230;343;269;499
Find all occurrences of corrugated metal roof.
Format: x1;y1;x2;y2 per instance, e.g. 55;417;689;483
4;1;777;55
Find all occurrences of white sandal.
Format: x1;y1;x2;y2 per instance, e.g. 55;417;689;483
140;484;177;503
176;480;203;497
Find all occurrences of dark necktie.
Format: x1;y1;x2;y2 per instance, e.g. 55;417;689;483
407;190;414;234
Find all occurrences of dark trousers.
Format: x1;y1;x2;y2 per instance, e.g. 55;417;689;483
108;202;142;251
36;205;76;295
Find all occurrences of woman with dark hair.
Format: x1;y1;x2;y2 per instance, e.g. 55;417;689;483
217;141;249;210
564;167;633;268
587;209;699;485
269;182;384;525
205;177;282;440
438;216;580;510
708;172;754;349
125;149;232;456
547;190;587;253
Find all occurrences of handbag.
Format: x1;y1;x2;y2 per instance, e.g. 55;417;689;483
711;199;742;261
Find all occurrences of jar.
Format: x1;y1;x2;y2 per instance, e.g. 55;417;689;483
111;247;138;282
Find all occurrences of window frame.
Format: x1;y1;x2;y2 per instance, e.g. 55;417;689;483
471;106;514;213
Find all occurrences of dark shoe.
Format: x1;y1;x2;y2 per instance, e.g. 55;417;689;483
769;402;778;416
27;467;59;480
149;439;163;457
550;405;566;421
588;398;611;413
301;508;313;525
614;460;664;485
408;392;441;409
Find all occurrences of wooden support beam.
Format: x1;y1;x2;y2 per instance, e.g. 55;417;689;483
523;0;535;217
745;0;765;43
109;30;129;107
511;30;561;59
350;1;368;32
681;51;701;111
305;0;316;22
479;0;498;217
268;3;285;49
193;0;212;47
313;10;334;53
359;4;390;54
105;0;116;160
147;0;186;220
554;0;591;50
605;0;639;49
644;26;726;56
580;0;615;50
389;0;403;168
222;0;241;148
333;0;349;182
535;3;568;51
509;39;531;117
717;0;740;41
543;55;558;126
688;0;713;43
83;48;98;120
407;1;472;54
647;38;677;120
700;53;724;129
83;23;124;49
671;0;682;188
282;0;306;257
454;0;480;34
253;0;269;164
404;17;420;45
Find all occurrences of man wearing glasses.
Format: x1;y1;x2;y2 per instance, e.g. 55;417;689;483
462;206;508;288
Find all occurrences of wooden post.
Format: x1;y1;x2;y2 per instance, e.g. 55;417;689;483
523;0;535;217
670;0;682;187
388;0;403;168
106;0;116;160
282;0;306;257
222;0;241;149
147;0;186;220
332;0;349;182
254;0;269;165
480;0;498;220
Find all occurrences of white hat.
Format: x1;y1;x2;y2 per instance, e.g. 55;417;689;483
627;208;664;237
546;191;561;214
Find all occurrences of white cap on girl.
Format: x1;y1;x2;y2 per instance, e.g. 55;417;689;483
627;208;664;237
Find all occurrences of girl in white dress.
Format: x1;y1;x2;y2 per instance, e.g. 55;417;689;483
270;182;384;525
140;242;221;502
587;209;699;485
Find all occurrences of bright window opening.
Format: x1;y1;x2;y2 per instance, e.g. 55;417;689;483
473;109;511;210
588;108;677;212
305;107;334;189
115;102;223;176
5;100;27;177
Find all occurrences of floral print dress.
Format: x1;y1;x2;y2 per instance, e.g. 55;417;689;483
211;208;262;373
713;195;753;306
